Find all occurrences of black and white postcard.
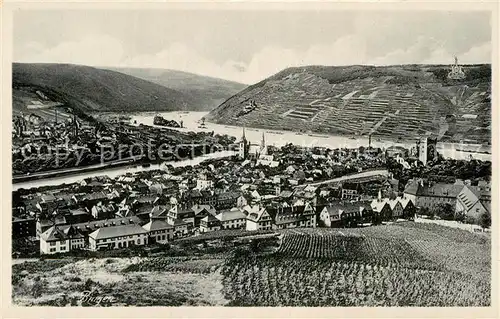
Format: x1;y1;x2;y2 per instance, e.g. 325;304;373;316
1;1;498;317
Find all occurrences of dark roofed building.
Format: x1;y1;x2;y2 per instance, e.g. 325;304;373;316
216;191;240;210
142;219;173;244
200;214;222;233
12;216;36;239
192;204;217;227
36;215;67;239
267;203;316;229
403;179;486;221
66;208;91;224
149;205;171;220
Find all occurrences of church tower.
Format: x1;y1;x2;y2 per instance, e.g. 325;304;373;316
238;127;249;160
260;131;267;156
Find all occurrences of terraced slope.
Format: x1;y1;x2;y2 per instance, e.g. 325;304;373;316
206;65;491;143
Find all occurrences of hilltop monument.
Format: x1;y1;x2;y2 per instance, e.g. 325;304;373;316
447;56;466;80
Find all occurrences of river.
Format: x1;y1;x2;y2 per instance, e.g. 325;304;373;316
13;111;491;190
130;111;492;162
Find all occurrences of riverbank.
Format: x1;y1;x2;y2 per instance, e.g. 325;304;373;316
12;157;142;184
126;111;491;161
12;150;237;191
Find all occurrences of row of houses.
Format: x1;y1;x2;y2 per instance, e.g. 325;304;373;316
319;193;415;228
39;215;173;254
40;192;417;255
36;177;491;254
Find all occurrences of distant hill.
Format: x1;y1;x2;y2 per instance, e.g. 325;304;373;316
12;63;238;114
105;67;247;111
206;64;491;144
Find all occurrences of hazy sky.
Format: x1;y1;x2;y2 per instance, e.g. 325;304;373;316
14;10;491;84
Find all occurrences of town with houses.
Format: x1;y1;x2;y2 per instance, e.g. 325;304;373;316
8;8;494;308
12;127;491;256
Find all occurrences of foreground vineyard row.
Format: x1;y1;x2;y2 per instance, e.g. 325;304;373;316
221;256;490;307
275;232;440;270
280;222;490;245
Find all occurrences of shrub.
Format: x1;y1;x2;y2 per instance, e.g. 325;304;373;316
63;275;82;282
480;211;491;229
465;215;477;225
31;277;47;298
83;278;99;291
434;203;455;221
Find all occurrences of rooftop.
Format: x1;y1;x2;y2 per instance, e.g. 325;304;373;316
89;224;148;240
202;214;220;223
404;180;465;198
216;208;247;222
142;219;173;231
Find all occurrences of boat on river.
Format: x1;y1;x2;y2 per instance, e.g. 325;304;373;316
198;118;207;129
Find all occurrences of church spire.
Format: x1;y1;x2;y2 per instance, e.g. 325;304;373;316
242;127;246;141
261;131;265;148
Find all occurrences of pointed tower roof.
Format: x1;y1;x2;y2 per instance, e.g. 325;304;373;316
241;127;247;141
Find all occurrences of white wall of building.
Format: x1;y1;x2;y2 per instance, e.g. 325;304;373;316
40;238;70;254
89;233;148;251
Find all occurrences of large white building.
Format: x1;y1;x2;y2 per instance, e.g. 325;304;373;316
245;205;273;231
40;226;85;254
88;224;149;250
216;208;247;229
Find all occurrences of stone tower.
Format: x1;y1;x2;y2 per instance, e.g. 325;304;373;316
418;137;438;165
